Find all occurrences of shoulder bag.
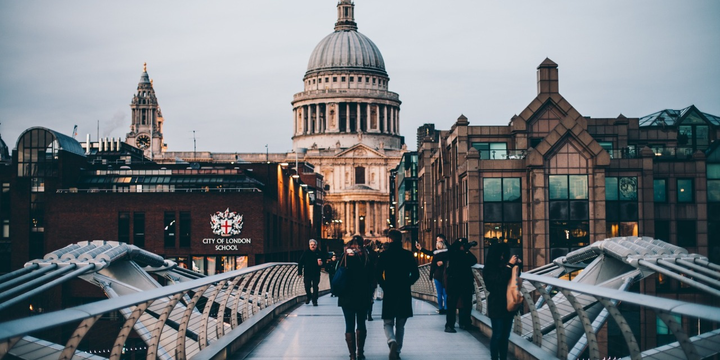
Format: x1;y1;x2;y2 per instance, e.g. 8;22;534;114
331;253;349;297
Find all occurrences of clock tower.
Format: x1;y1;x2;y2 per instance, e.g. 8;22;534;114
126;63;165;158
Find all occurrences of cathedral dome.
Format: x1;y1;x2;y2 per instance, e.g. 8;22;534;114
305;0;386;78
306;30;386;77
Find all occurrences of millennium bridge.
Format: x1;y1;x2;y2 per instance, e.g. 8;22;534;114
0;237;719;360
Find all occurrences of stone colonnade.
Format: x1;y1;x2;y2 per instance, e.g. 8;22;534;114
336;200;387;238
294;102;399;136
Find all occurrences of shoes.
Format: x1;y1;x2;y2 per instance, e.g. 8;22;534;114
459;324;479;331
444;326;457;333
305;299;310;304
313;302;318;306
367;314;373;321
436;309;446;314
388;340;398;360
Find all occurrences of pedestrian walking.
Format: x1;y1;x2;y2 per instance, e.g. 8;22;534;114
376;229;420;360
415;234;449;314
484;242;521;360
297;239;324;306
326;253;338;297
444;237;478;333
338;235;374;360
364;239;379;321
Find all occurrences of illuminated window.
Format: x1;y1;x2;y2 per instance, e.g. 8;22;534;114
677;179;694;203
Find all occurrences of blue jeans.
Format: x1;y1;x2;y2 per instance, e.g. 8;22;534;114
342;306;367;333
490;316;514;360
433;279;447;310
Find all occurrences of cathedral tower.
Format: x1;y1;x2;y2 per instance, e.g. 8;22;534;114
126;63;165;158
291;1;405;242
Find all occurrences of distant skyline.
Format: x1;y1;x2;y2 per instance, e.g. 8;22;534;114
1;0;719;153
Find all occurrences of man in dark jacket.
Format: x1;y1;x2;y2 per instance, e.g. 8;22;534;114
444;238;478;333
376;230;420;360
298;239;324;306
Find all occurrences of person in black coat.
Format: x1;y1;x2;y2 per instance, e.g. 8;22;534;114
297;239;324;306
364;239;379;321
444;237;478;333
338;235;374;360
326;253;338;297
376;229;420;360
483;242;521;360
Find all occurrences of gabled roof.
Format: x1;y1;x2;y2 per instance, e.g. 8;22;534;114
638;105;720;127
334;143;385;158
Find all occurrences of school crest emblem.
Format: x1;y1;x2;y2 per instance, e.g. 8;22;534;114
210;208;243;237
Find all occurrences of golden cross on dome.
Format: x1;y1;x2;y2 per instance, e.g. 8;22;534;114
143;62;147;72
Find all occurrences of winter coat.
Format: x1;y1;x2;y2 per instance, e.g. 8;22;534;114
297;249;324;277
337;250;374;311
429;249;449;281
325;259;338;276
376;242;420;319
484;264;518;318
444;247;477;295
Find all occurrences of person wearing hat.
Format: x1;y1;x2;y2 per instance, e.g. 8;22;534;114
444;237;478;333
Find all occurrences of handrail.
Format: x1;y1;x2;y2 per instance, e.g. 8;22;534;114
0;262;329;359
411;263;720;360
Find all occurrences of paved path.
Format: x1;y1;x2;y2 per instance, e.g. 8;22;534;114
234;293;492;359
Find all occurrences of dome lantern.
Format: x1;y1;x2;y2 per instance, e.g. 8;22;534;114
335;0;357;31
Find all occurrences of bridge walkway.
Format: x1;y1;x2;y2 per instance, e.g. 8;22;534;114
233;294;492;359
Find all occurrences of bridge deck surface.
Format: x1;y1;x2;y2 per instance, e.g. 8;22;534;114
234;293;491;359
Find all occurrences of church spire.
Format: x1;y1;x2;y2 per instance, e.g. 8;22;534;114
334;0;357;31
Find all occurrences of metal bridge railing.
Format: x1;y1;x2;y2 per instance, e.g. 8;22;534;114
0;263;329;360
411;264;720;360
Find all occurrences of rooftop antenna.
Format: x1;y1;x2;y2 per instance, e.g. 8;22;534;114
265;144;269;163
96;120;99;142
193;130;196;159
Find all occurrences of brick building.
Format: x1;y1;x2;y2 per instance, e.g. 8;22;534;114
417;58;720;271
4;127;318;278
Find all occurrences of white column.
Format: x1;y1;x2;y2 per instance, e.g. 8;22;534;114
357;103;362;132
367;103;372;131
396;109;400;134
354;202;359;235
293;108;297;135
383;105;388;133
345;103;350;133
324;103;329;133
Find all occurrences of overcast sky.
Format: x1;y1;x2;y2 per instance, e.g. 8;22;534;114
1;1;719;153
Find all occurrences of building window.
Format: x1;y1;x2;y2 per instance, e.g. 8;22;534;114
164;211;176;248
471;142;507;160
654;179;667;203
372;78;376;84
549;175;589;249
325;77;329;83
341;76;346;82
349;77;354;82
677;220;696;247
483;178;522;251
2;219;9;239
0;183;9;214
655;220;670;242
318;78;322;83
599;141;613;158
606;177;638;237
118;212;130;243
677;179;694;203
355;167;365;184
707;164;720;202
333;77;337;82
133;212;145;248
179;211;191;247
366;77;369;83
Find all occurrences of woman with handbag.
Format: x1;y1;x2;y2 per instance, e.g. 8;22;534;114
336;235;374;360
483;242;521;360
